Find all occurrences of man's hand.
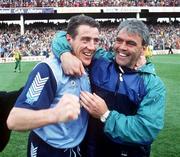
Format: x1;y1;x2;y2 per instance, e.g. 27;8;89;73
52;93;81;123
80;91;108;119
61;52;85;76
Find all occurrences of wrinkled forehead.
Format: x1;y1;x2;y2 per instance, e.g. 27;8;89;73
118;28;143;41
118;28;141;37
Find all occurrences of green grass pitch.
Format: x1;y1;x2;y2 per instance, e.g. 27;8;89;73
0;55;180;157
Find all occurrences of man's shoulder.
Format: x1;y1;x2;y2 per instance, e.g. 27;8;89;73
41;58;68;83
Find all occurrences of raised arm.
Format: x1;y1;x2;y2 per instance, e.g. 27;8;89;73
51;31;115;76
7;63;81;131
7;94;80;131
52;31;85;76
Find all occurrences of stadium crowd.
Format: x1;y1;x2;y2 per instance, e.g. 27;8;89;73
0;0;179;8
0;20;180;57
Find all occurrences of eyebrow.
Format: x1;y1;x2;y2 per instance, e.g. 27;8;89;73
116;37;137;46
126;40;137;46
81;36;99;41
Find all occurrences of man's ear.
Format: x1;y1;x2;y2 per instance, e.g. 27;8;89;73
66;34;72;42
141;46;147;56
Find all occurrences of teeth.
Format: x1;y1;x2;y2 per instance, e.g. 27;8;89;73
84;52;92;56
119;53;127;57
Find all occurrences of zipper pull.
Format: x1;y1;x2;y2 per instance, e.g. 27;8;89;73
119;73;123;82
119;66;124;82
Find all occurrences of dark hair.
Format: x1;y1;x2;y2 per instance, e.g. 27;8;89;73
117;19;150;46
67;14;100;39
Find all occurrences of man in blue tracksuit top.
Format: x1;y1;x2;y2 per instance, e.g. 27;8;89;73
7;15;100;157
52;19;166;157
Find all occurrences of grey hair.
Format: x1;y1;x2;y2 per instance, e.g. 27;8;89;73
117;19;150;46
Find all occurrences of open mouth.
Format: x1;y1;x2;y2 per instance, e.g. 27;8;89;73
83;52;93;57
118;52;128;57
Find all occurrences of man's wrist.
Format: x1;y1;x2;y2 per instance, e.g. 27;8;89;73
100;110;110;123
60;52;70;61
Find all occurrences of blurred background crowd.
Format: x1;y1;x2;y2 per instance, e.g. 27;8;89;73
0;0;179;8
0;20;180;57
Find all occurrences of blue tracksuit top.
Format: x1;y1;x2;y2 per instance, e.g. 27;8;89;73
15;58;91;148
90;57;165;145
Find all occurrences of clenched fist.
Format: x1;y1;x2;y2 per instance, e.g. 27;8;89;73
52;93;81;123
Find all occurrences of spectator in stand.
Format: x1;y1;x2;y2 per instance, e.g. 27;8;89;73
0;0;179;7
0;21;179;57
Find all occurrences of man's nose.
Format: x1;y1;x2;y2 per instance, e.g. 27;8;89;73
119;42;128;51
87;40;96;51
